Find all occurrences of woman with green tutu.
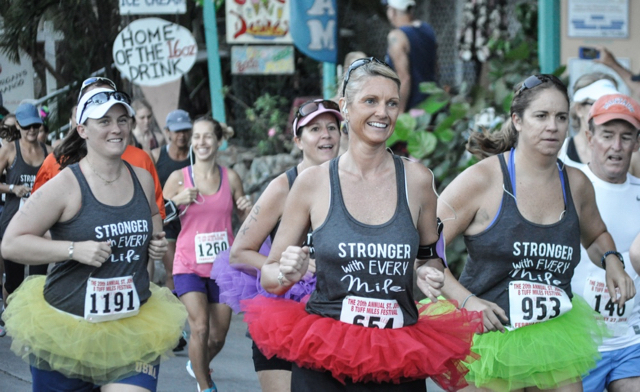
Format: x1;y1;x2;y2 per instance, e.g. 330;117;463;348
0;88;187;392
437;74;636;391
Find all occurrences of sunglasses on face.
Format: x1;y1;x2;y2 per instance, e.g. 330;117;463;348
78;77;117;102
292;99;340;135
341;57;391;97
19;124;41;131
78;91;131;124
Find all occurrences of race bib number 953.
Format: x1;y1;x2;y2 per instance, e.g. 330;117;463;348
509;281;572;329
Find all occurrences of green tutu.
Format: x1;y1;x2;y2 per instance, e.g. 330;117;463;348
2;276;188;384
465;295;609;391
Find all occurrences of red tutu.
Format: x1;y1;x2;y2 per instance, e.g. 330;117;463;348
241;296;482;391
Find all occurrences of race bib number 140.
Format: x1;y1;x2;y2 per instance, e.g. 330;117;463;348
509;281;572;329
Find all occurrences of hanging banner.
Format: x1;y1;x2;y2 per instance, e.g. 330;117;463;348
112;18;197;86
119;0;187;15
0;51;35;112
231;45;294;75
290;0;337;63
226;0;292;44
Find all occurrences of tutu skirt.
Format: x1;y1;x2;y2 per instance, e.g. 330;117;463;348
211;240;316;313
242;296;482;390
2;276;188;385
465;295;609;391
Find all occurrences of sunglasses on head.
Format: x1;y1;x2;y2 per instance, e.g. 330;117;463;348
342;57;391;97
78;91;131;124
292;99;340;135
78;77;117;102
516;75;552;95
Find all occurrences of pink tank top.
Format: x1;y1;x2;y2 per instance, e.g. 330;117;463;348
173;165;235;277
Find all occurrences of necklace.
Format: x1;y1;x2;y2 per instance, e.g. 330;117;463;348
86;158;123;185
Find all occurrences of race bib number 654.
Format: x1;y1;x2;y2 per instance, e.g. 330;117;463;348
509;281;572;329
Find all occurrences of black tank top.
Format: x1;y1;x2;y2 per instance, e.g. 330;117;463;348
44;162;152;317
0;140;48;237
306;155;420;326
155;145;190;188
458;154;581;323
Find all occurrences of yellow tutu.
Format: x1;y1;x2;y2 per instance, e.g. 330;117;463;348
2;275;187;384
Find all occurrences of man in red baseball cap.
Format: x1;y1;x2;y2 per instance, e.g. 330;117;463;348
571;92;640;392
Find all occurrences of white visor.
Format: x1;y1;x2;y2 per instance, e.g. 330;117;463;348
573;79;619;103
76;87;135;125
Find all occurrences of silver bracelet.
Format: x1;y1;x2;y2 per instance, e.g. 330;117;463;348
461;293;476;309
277;272;285;286
68;241;74;260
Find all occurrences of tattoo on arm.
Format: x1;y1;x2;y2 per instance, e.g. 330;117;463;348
239;203;261;236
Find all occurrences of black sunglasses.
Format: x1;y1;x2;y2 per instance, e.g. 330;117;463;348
78;91;131;124
78;77;117;102
516;75;551;95
19;124;41;131
292;99;340;135
341;57;391;97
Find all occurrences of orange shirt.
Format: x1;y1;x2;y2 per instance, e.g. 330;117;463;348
33;145;166;219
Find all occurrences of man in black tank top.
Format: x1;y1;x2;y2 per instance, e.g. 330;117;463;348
150;109;192;294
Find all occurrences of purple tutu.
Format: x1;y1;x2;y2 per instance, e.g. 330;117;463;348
211;238;316;313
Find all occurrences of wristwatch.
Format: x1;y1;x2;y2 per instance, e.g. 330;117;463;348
9;184;14;193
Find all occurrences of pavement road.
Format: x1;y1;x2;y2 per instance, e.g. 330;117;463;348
0;312;445;392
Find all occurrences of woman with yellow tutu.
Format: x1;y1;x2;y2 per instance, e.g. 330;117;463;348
437;74;636;391
1;88;187;392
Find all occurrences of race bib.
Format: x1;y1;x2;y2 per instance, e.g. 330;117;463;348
584;275;634;336
509;281;572;329
195;231;229;264
339;296;404;329
84;276;140;323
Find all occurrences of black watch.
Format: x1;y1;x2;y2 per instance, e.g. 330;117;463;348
601;251;624;270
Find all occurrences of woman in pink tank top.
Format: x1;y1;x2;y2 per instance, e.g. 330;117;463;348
163;116;252;392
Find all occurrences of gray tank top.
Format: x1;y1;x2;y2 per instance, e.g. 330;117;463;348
306;155;420;326
0;140;48;237
44;161;152;317
459;154;580;323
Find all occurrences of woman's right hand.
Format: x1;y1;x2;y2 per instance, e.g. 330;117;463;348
463;295;509;334
279;246;310;286
72;241;112;268
12;184;30;198
172;187;199;206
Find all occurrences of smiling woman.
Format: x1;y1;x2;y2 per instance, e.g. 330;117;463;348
0;102;52;300
241;58;482;392
0;89;187;392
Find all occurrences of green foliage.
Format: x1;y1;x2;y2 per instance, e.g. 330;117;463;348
245;93;293;155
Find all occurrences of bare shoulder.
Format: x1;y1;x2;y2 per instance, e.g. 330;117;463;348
149;147;161;163
440;155;502;205
294;163;329;193
35;167;81;212
262;172;292;200
387;28;408;45
403;159;434;187
565;165;590;188
132;164;153;185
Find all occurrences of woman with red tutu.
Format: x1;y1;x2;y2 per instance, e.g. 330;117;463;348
218;99;342;392
437;74;636;391
242;57;483;392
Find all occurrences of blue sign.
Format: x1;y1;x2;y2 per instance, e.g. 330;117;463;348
290;0;337;63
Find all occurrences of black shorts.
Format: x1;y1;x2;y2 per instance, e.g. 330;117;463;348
163;218;181;241
252;340;292;372
291;363;426;392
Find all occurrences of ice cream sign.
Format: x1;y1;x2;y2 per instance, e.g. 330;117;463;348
226;0;293;44
112;18;198;86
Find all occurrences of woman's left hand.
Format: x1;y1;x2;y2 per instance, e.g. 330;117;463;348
606;261;636;306
236;195;253;212
148;231;168;260
416;264;445;302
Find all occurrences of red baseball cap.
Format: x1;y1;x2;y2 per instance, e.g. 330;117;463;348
589;93;640;129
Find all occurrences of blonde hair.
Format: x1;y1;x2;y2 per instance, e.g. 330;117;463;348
341;60;401;104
